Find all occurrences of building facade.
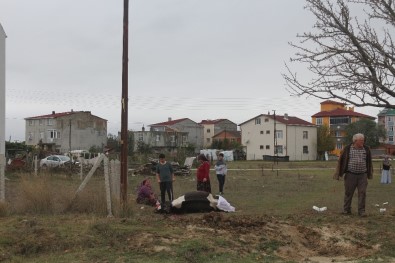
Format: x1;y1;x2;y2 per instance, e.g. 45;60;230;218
378;108;395;154
199;119;237;148
149;118;204;151
239;113;317;161
311;100;375;156
25;111;107;153
131;126;189;153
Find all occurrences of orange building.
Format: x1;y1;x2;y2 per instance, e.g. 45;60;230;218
311;100;375;156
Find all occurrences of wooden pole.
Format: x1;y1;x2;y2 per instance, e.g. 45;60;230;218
120;0;129;207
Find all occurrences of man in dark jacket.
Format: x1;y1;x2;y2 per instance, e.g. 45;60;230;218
333;133;373;217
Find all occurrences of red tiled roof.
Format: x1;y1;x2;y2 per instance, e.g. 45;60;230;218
26;111;79;119
213;130;241;138
25;111;107;121
149;118;190;126
199;119;226;125
239;114;315;126
312;108;375;119
320;100;345;106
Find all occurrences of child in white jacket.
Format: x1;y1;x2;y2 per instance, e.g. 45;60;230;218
214;153;227;195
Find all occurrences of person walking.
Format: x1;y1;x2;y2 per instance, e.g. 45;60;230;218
381;155;392;184
156;154;175;207
196;153;211;193
333;133;373;217
214;152;227;195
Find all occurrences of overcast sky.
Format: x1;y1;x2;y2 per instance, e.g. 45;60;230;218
1;0;380;142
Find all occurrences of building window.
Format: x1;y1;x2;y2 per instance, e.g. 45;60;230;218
316;118;323;125
389;136;394;142
156;135;160;142
28;132;33;141
28;120;34;126
260;145;264;149
336;143;342;150
266;145;270;149
275;130;283;139
255;118;261;125
206;129;210;133
138;133;143;141
303;131;308;139
231;138;235;142
47;119;53;126
335;130;341;137
39;119;43;126
330;117;349;125
390;126;394;132
388;116;392;122
303;146;309;154
266;130;270;134
182;135;188;144
171;135;175;142
206;138;210;143
48;129;60;139
260;131;263;134
275;145;283;154
264;118;269;122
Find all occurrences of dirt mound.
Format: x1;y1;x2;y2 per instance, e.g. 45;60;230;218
133;213;381;262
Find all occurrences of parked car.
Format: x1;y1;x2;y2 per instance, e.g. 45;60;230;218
40;155;71;168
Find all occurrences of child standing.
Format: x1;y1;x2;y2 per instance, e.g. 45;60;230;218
381;156;392;184
156;154;175;206
214;153;227;195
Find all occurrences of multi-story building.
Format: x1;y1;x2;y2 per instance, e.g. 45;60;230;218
25;110;107;153
131;126;189;153
239;113;317;161
378;108;395;145
149;118;204;151
199;119;237;148
311;100;375;156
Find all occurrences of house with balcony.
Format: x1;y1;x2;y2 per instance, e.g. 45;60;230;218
25;110;107;153
131;125;189;153
239;113;317;161
199;119;237;148
311;100;375;156
149;118;204;152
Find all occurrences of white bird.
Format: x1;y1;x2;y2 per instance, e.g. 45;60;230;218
380;208;386;213
383;202;389;205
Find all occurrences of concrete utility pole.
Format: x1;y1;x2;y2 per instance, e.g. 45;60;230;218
120;0;129;207
0;23;6;201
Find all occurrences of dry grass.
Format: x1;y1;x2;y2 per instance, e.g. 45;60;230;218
1;160;395;262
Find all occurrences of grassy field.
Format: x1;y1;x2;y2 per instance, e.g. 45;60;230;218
1;160;395;262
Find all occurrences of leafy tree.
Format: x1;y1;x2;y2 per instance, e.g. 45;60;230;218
284;0;395;109
136;141;152;155
317;125;335;159
343;119;386;147
107;133;120;152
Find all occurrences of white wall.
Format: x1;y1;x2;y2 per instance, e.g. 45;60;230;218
0;23;6;201
0;23;6;155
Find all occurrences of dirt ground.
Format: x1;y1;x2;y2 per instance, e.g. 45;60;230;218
131;210;386;263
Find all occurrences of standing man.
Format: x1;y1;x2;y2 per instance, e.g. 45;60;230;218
156;154;175;208
334;133;373;217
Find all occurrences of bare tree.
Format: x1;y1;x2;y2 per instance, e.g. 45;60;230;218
283;0;395;109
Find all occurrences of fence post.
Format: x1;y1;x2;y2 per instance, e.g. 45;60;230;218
104;156;113;217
